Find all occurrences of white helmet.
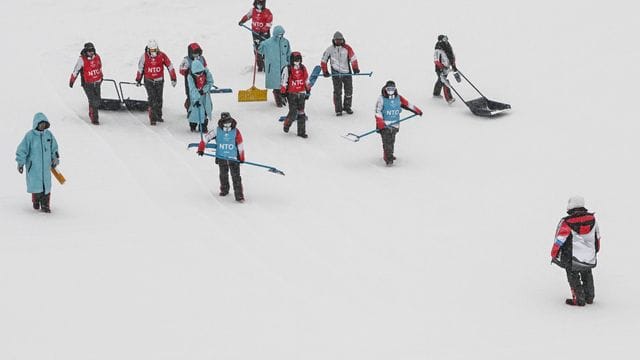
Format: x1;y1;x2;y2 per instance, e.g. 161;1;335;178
147;39;159;51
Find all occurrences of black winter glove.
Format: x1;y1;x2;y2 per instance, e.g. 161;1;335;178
353;68;360;74
198;89;205;96
136;80;142;87
454;72;461;83
197;150;204;156
18;164;23;174
304;91;310;100
194;101;201;108
323;71;330;78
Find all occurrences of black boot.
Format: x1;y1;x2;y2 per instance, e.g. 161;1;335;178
189;122;198;132
41;193;51;213
32;193;42;210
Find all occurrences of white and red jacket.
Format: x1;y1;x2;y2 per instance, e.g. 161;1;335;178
321;44;359;74
136;51;177;82
551;211;600;268
280;64;310;94
70;54;103;85
179;55;208;76
240;8;273;35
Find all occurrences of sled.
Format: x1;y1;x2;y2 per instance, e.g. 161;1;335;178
119;81;149;111
445;69;511;117
98;79;124;111
238;59;267;102
51;167;66;185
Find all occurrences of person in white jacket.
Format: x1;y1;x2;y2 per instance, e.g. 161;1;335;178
321;31;360;116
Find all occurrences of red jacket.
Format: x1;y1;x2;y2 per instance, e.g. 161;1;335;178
136;51;177;82
240;8;273;34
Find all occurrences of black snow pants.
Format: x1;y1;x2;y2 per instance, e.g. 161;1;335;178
433;70;453;101
332;75;353;113
566;268;595;304
253;33;270;72
379;126;399;164
144;79;164;124
83;81;102;124
217;160;243;200
284;92;307;136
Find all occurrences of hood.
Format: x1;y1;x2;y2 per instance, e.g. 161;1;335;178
273;25;285;37
191;59;205;74
32;112;49;130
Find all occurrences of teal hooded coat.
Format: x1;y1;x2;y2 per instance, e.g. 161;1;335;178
187;60;214;125
258;25;291;89
16;113;59;194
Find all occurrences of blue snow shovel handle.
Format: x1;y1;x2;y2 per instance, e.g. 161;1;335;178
324;72;373;78
239;24;268;40
201;152;285;176
342;114;418;142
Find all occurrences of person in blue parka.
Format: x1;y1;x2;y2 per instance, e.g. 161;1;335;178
187;59;214;133
258;25;291;107
16;112;60;213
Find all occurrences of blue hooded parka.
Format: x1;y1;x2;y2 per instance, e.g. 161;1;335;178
16;113;59;194
187;60;214;125
258;25;291;89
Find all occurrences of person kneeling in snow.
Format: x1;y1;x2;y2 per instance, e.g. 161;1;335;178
187;59;214;133
198;113;245;202
16;113;60;213
551;196;601;306
375;80;422;166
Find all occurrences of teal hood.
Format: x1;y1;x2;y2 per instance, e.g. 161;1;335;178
32;112;49;130
273;25;285;37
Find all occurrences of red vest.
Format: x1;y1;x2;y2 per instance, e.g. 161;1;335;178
144;52;171;80
82;54;103;83
287;65;309;93
251;8;273;33
195;73;207;89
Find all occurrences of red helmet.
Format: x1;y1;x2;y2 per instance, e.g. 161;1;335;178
290;51;302;65
188;43;202;58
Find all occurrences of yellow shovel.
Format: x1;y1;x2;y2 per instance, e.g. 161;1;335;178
238;58;267;102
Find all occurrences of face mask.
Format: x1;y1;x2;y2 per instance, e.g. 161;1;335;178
149;50;158;57
385;87;396;96
256;4;264;10
223;123;232;132
294;61;301;67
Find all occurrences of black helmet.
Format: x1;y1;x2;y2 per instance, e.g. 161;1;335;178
82;42;96;55
290;51;302;65
218;112;237;129
253;0;266;8
382;80;397;96
437;34;448;42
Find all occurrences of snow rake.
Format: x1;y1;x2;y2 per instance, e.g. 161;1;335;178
238;59;267;102
342;114;418;142
119;81;149;111
444;69;510;117
98;79;124;111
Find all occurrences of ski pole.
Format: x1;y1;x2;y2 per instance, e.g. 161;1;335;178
342;114;418;142
201;152;285;176
210;85;233;94
323;72;373;78
239;24;268;40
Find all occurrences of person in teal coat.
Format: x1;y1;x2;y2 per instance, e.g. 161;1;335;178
187;59;214;132
258;25;291;107
16;112;60;213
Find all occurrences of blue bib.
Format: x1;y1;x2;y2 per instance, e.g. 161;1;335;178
382;97;401;121
216;128;237;160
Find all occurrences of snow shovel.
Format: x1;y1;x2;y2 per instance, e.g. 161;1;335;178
119;81;149;111
342;114;418;142
51;167;66;185
238;59;267;102
98;79;124;110
444;69;511;117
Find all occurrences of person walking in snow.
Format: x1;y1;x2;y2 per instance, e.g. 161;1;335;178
433;34;457;104
197;112;245;202
179;43;208;112
281;52;311;138
187;59;214;133
15;113;60;213
375;80;422;166
551;196;601;306
238;0;273;72
258;25;291;107
69;42;103;125
321;31;360;116
135;40;177;125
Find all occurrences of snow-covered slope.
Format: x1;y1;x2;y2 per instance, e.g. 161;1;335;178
1;1;639;359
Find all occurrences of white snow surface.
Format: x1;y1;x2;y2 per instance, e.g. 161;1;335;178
1;1;639;359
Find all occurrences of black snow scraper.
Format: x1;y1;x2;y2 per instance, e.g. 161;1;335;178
98;79;125;110
444;69;511;117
